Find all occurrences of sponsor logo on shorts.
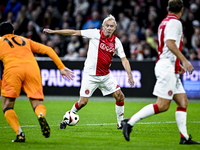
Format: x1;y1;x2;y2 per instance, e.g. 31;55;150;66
168;90;173;96
85;89;90;95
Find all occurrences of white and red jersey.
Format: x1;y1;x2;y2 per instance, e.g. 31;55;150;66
157;14;183;73
81;29;126;76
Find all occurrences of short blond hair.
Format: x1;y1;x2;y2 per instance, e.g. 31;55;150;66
102;14;117;26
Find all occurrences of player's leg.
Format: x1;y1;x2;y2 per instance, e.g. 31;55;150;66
61;97;90;129
127;97;170;125
71;73;97;112
99;73;123;129
61;73;98;129
123;97;171;141
173;93;200;144
30;98;46;116
71;96;89;112
123;60;175;141
71;73;99;112
23;64;50;138
1;66;25;142
30;98;50;138
1;96;25;142
112;89;125;129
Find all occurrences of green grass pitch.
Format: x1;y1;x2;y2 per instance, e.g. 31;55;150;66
0;97;200;150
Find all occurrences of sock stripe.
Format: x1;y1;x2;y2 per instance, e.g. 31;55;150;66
75;102;80;109
115;101;124;106
3;107;13;113
176;107;186;112
180;132;185;138
153;104;159;114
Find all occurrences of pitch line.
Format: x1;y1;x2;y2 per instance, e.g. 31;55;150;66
0;121;200;129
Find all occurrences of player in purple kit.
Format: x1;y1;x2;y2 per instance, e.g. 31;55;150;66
43;14;134;129
122;0;200;144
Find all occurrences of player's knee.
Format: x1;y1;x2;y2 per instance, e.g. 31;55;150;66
3;107;13;114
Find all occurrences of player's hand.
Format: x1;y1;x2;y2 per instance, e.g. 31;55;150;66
178;64;186;74
60;67;75;80
182;61;194;75
43;28;54;34
128;76;134;88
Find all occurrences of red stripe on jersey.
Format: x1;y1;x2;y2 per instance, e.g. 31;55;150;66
175;37;183;73
156;14;182;73
96;30;116;76
156;20;165;63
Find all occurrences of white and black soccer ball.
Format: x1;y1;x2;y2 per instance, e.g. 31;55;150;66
63;111;79;126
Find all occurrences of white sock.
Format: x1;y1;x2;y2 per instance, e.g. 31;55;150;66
71;104;78;112
71;102;80;112
115;105;124;126
128;104;155;126
175;110;189;140
18;127;22;135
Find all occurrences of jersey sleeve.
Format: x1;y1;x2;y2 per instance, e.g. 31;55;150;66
114;38;126;58
81;29;100;39
30;40;65;70
165;19;182;41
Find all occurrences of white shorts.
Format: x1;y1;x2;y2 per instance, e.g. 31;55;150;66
80;73;120;97
153;60;185;100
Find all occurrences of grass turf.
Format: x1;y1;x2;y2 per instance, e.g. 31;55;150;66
0;97;200;150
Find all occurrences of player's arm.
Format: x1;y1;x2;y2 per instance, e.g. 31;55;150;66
166;40;194;74
43;29;81;36
31;41;74;80
121;57;134;88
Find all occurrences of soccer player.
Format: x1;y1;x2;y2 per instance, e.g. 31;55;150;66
43;14;134;129
0;21;74;142
122;0;200;144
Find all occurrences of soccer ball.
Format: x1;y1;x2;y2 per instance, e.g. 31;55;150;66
63;111;79;126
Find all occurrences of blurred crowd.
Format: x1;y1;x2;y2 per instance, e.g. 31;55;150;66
0;0;200;61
